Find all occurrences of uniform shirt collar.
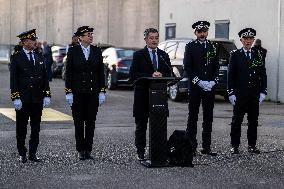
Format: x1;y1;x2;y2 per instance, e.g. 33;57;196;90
23;48;33;54
242;47;251;53
80;43;90;51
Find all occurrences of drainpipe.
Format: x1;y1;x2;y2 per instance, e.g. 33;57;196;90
276;0;281;102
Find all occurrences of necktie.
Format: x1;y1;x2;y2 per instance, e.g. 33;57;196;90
152;50;158;70
28;52;34;65
246;51;250;60
202;42;206;49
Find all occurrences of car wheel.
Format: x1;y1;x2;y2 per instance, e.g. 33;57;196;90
169;83;183;101
107;72;117;90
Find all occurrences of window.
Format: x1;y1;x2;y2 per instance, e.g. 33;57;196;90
165;23;176;40
164;42;177;59
215;20;230;39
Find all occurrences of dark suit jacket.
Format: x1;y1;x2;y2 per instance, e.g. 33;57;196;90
10;49;50;103
65;45;105;94
227;48;267;98
129;46;172;118
183;39;219;90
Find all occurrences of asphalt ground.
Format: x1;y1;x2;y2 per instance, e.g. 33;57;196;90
0;63;284;189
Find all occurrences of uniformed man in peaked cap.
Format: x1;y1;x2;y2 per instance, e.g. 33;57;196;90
10;29;51;163
65;26;106;160
227;28;267;154
183;21;219;156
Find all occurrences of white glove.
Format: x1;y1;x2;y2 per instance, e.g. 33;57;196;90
13;99;22;110
43;97;51;108
66;93;73;107
209;81;216;88
197;80;211;91
259;93;266;104
229;95;236;106
99;92;106;106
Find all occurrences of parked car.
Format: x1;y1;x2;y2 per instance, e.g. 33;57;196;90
51;45;66;77
102;47;139;89
158;38;237;101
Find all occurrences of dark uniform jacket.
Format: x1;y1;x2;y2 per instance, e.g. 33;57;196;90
10;50;50;103
65;45;105;94
227;48;267;98
183;39;219;90
129;46;172;118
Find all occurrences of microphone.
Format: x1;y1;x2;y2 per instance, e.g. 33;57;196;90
159;55;174;77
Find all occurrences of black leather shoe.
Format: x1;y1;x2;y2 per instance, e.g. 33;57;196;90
200;148;217;156
85;151;94;160
137;153;145;161
248;146;260;154
230;147;239;154
28;155;41;162
19;155;27;163
78;152;86;160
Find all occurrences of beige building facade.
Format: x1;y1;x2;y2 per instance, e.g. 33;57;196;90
160;0;284;102
0;0;159;48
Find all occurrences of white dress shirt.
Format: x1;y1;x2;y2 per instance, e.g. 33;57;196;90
80;43;90;60
243;48;252;59
148;47;159;69
23;48;35;64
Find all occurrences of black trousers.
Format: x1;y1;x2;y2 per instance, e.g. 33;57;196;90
71;93;99;152
134;117;148;154
16;102;43;156
186;88;215;150
230;96;259;148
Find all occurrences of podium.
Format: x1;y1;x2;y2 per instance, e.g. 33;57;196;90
133;77;181;167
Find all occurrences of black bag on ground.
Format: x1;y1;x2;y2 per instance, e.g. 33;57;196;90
167;130;194;167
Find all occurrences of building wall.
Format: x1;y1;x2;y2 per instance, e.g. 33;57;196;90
0;0;159;48
160;0;284;102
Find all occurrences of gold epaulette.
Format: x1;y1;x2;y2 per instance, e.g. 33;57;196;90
44;90;51;97
65;88;72;94
100;87;106;93
11;92;20;100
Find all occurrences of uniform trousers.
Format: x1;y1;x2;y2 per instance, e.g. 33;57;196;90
72;92;99;152
186;88;215;150
16;102;43;156
135;117;148;154
230;96;259;148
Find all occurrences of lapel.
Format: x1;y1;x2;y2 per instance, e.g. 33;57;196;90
78;46;87;63
88;45;95;63
142;46;154;70
20;50;32;65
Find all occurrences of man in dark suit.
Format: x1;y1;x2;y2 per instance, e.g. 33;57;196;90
228;28;267;154
253;39;267;63
10;29;51;163
129;28;172;160
42;41;53;81
183;21;219;156
65;26;106;160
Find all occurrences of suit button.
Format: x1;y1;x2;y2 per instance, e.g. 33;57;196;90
30;76;33;78
30;86;33;88
91;80;93;82
91;88;93;90
249;82;251;84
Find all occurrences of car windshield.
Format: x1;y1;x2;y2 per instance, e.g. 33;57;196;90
58;49;66;55
117;49;135;58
